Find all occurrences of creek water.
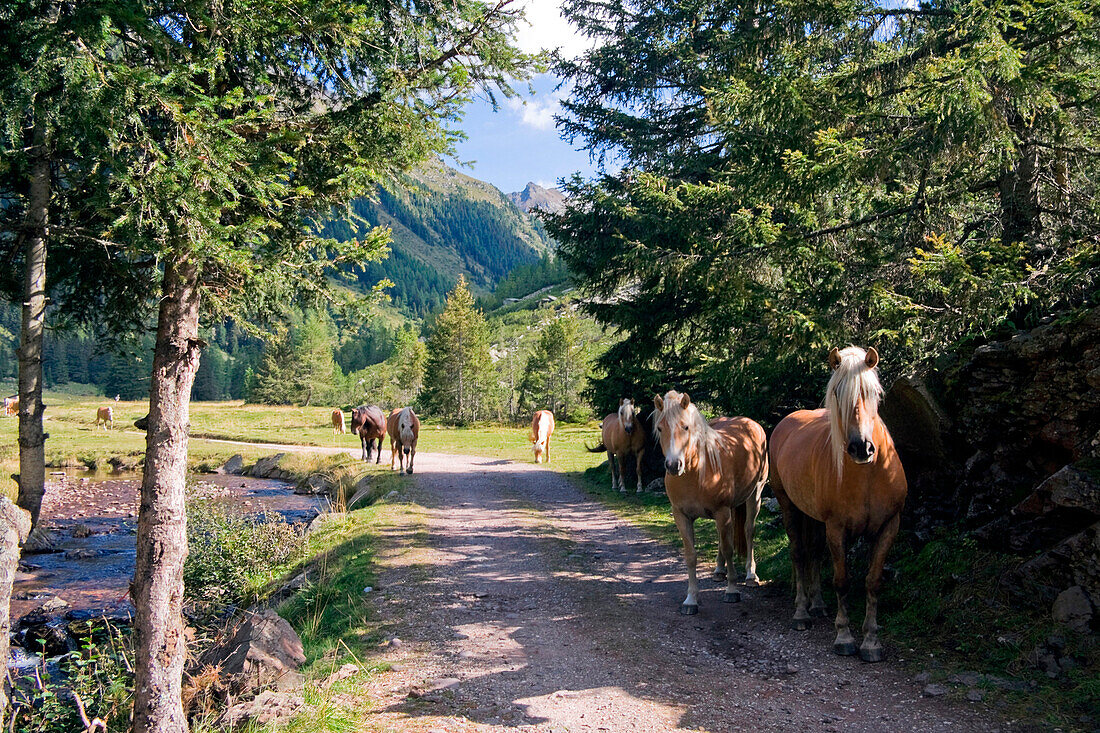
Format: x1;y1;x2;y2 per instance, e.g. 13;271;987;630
12;470;326;622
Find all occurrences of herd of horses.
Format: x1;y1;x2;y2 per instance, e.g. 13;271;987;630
577;345;907;663
333;404;422;474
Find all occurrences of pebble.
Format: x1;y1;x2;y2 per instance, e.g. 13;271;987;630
786;664;800;675
363;586;373;594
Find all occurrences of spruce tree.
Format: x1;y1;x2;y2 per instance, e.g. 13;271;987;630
422;276;495;422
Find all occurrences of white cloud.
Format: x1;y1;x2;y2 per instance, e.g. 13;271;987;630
515;0;594;59
506;96;561;130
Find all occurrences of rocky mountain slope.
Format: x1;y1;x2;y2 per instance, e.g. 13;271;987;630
508;182;567;215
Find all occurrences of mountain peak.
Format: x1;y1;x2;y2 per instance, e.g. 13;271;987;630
510;182;566;214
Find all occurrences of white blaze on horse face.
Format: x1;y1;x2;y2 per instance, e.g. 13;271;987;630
825;346;884;470
653;392;694;476
618;398;635;434
399;407;415;447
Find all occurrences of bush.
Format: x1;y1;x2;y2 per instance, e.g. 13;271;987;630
185;498;308;619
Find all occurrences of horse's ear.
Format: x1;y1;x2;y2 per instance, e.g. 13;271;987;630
828;347;841;370
653;394;663;410
865;347;879;369
680;393;691;409
619;398;625;406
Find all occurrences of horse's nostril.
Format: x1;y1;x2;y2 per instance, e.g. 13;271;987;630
867;443;875;455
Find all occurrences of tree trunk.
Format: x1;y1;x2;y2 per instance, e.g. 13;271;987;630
131;255;203;733
16;117;50;530
999;143;1043;250
0;498;31;717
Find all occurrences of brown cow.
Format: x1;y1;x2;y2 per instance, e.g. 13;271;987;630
331;408;346;435
95;406;114;430
386;407;421;474
350;405;386;462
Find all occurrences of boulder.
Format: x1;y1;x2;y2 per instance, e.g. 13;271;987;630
216;690;304;730
199;610;306;694
1004;519;1100;605
217;454;245;476
1051;586;1095;633
249;454;287;479
296;474;329;495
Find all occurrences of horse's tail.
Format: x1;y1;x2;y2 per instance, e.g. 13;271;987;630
734;503;748;560
585;441;606;453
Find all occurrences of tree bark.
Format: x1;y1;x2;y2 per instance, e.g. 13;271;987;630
17;116;50;530
0;498;31;717
131;255;203;733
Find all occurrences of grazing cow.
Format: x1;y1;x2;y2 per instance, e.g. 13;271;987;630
2;396;17;417
350;405;386;462
96;406;114;430
529;410;555;463
331;408;346;435
387;407;421;474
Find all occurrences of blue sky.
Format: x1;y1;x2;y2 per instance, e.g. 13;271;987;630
443;0;601;195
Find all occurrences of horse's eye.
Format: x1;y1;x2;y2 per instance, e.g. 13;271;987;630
656;425;662;432
681;423;688;430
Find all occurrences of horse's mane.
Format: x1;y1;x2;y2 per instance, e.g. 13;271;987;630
652;391;723;476
824;346;884;474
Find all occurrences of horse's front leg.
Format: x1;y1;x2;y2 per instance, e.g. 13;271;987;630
808;519;827;617
672;508;700;615
374;437;382;464
713;508;740;603
607;451;619;491
360;435;368;461
407;445;415;474
826;521;856;656
390;439;398;471
861;513;900;663
634;450;644;493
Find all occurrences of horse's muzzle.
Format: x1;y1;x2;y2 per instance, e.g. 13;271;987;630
847;439;876;464
403;446;411;456
665;459;685;476
624;423;634;434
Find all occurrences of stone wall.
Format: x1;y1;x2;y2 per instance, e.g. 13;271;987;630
882;306;1100;633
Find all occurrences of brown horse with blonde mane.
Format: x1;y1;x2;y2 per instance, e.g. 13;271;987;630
588;398;648;493
386;407;421;474
529;410;555;463
769;346;907;662
653;391;768;615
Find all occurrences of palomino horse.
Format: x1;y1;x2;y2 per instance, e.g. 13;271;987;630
3;396;18;417
588;398;648;492
653;391;768;614
350;405;386;462
529;410;555;463
331;408;346;435
95;406;114;430
769;346;907;662
387;407;421;474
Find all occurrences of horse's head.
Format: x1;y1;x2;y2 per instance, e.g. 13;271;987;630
618;398;636;434
652;391;709;476
825;346;884;469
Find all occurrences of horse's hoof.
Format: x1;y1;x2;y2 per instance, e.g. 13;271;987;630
833;641;859;656
723;592;741;604
406;468;414;475
810;606;827;618
791;618;812;631
711;570;727;582
859;645;885;663
680;604;699;616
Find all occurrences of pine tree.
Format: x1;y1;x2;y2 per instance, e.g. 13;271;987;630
519;315;588;419
293;311;340;407
421;277;495;422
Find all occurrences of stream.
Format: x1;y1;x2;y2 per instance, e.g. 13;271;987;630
12;470;326;623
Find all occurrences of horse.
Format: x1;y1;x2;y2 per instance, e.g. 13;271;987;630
3;396;18;417
350;405;386;462
769;346;907;663
95;406;114;430
387;407;421;474
652;391;768;615
331;408;346;435
529;410;555;463
588;398;648;493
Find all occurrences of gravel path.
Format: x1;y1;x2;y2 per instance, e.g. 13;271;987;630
350;450;1013;733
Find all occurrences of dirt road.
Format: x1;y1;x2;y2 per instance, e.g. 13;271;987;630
353;450;1011;733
